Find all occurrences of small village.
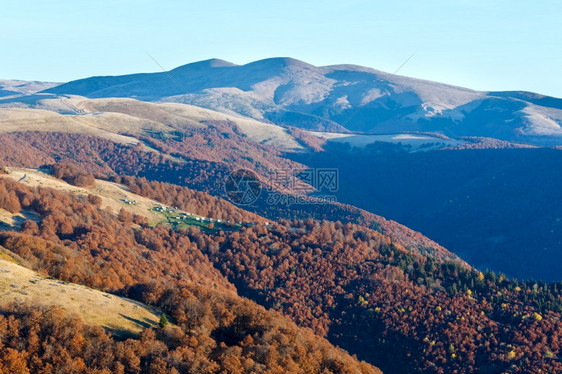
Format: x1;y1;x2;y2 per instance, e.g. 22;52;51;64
149;203;251;232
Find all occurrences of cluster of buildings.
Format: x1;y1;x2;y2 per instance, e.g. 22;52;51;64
189;215;224;224
150;204;272;228
153;204;171;212
152;205;226;224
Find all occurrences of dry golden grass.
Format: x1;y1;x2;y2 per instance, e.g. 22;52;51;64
158;102;304;150
0;96;304;151
0;108;139;145
82;98;206;130
0;209;20;230
0;208;40;232
82;98;304;150
0;256;162;335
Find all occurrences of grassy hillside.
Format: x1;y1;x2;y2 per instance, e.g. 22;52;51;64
0;255;162;337
0;96;304;151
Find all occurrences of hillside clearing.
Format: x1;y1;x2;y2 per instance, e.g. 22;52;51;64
0;168;234;232
0;168;164;224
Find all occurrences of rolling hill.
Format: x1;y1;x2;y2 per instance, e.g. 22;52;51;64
0;79;59;99
2;78;561;280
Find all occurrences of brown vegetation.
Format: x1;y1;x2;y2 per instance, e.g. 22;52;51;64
200;220;562;373
50;163;96;188
0;131;457;261
0;178;379;373
0;301;378;374
1;128;561;373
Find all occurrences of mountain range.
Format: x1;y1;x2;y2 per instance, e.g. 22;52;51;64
40;57;562;146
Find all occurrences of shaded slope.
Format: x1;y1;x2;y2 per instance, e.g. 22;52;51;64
291;143;562;280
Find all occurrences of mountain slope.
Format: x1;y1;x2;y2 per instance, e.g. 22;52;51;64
0;176;381;374
0;132;464;264
43;58;562;145
0;95;556;279
291;143;562;281
0;255;162;336
1;170;561;374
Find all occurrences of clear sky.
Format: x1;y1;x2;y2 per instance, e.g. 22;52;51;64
2;0;561;97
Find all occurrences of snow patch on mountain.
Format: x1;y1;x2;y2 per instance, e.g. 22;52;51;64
521;105;562;136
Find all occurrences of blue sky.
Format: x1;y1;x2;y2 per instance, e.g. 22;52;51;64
2;0;561;97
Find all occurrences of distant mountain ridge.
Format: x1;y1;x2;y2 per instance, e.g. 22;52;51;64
0;79;59;98
42;57;562;145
